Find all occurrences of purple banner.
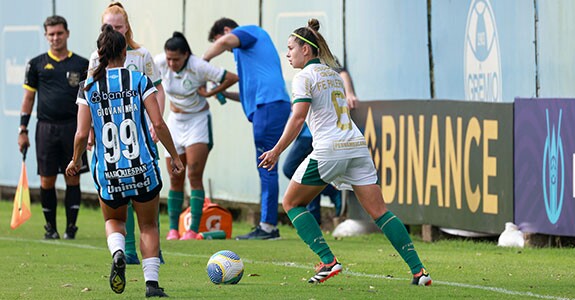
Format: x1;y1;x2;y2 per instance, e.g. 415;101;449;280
515;98;575;236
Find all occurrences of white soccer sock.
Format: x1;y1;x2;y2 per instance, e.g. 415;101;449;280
107;232;125;256
259;222;276;233
142;257;160;282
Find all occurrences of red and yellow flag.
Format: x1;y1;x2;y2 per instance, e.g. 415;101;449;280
11;160;31;229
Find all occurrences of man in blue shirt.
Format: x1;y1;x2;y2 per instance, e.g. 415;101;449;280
203;18;291;239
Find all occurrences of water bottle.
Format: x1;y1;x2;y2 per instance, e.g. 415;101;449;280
216;93;227;105
198;230;227;240
209;82;227;105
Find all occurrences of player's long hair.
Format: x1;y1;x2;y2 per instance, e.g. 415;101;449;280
84;24;126;91
291;19;339;70
165;31;193;55
102;2;139;50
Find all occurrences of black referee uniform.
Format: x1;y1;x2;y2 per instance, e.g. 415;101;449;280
23;50;89;238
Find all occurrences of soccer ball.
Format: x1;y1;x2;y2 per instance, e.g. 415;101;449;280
206;250;244;284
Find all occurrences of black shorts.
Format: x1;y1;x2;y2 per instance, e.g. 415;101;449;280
36;120;89;176
99;183;162;209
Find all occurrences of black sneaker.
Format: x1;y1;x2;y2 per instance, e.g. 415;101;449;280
412;268;432;286
44;224;60;240
308;258;342;283
63;225;78;240
235;225;280;240
110;250;126;294
146;286;169;298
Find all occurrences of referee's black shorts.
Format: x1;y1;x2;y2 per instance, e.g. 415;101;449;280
36;119;89;176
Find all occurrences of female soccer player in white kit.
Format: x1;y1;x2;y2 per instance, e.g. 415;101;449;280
258;19;432;286
155;32;238;240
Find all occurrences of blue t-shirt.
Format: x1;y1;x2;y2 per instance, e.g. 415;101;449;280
232;25;290;121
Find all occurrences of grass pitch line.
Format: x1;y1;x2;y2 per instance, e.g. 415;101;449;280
423;280;574;300
0;236;102;250
270;262;573;300
343;270;573;300
2;237;572;300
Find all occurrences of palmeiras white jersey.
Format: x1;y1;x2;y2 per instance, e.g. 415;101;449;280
89;47;161;86
154;53;226;113
77;68;161;201
291;59;369;160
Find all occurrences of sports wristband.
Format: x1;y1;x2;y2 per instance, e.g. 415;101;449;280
20;113;31;127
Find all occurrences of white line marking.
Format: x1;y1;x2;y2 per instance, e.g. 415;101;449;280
1;237;572;300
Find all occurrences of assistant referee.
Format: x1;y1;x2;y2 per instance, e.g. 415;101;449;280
17;15;89;240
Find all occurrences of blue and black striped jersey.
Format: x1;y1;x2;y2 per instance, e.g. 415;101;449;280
77;68;161;201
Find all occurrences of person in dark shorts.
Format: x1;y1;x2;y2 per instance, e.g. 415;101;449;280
66;24;183;297
17;15;89;240
88;2;167;265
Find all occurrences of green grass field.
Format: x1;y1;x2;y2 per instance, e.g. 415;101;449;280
1;199;573;300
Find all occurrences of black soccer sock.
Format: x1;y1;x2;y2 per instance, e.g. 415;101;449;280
146;281;159;288
65;185;81;228
40;187;58;231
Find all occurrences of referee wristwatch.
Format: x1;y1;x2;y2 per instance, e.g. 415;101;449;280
18;127;28;135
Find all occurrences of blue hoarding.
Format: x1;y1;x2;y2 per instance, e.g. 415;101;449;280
514;98;575;236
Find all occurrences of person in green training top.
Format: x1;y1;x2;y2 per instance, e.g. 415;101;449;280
258;19;432;286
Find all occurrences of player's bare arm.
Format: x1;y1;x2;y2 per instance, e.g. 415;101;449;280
339;70;358;109
155;83;166;116
221;91;240;101
148;83;166;143
199;72;239;98
202;33;240;62
143;93;184;174
66;104;91;176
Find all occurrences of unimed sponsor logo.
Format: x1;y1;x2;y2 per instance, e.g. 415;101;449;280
107;177;151;194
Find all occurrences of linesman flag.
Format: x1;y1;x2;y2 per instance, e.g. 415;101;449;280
11;149;31;229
